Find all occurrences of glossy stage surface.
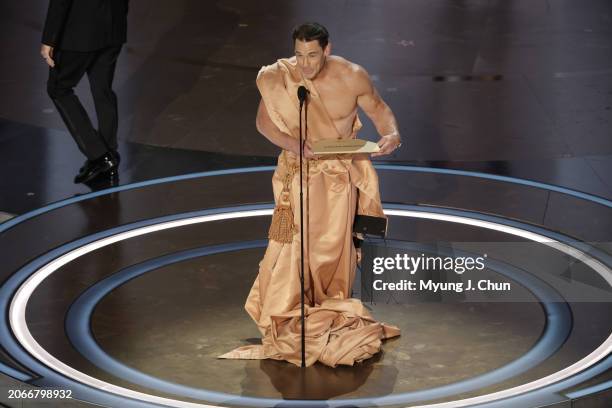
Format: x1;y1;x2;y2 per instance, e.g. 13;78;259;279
1;165;611;408
1;1;612;408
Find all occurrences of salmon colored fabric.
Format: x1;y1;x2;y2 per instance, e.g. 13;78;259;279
219;58;400;367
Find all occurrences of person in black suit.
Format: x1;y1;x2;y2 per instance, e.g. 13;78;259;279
41;0;129;183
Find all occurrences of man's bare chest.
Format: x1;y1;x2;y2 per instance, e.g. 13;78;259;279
314;81;358;121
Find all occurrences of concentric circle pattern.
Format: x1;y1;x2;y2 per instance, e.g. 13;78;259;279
1;165;611;408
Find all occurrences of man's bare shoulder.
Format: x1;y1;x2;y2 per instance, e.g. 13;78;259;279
328;56;372;91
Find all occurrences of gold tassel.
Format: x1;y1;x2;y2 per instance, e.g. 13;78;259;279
268;203;295;243
268;155;298;243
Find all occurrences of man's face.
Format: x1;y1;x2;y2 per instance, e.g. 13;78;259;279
294;39;329;80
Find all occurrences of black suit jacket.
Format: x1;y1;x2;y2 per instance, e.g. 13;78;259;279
42;0;129;51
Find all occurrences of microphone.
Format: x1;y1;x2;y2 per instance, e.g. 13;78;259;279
296;86;309;368
297;86;309;103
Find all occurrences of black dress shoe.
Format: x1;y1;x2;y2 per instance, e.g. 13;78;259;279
79;150;119;172
110;149;121;165
79;159;91;173
74;152;118;184
75;161;93;182
83;171;119;190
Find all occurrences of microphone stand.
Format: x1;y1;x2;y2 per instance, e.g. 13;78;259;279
298;89;307;368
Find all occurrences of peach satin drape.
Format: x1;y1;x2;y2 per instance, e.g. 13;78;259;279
219;58;399;367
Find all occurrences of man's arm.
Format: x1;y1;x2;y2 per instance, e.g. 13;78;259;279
256;99;315;158
354;66;401;157
41;0;72;67
42;0;72;47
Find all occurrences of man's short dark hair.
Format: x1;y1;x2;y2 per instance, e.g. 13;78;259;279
292;22;329;49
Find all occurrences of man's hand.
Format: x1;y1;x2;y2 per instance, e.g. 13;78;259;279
372;133;401;157
288;138;316;159
303;141;317;159
40;44;55;68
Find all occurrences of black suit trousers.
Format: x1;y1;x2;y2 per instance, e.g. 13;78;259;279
47;46;122;160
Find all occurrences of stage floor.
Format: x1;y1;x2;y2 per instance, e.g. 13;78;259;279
1;1;612;407
1;165;611;407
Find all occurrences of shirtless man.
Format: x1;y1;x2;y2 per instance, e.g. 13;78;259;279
255;22;402;158
220;23;402;367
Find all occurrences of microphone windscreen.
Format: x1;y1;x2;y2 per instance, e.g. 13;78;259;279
297;86;308;102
